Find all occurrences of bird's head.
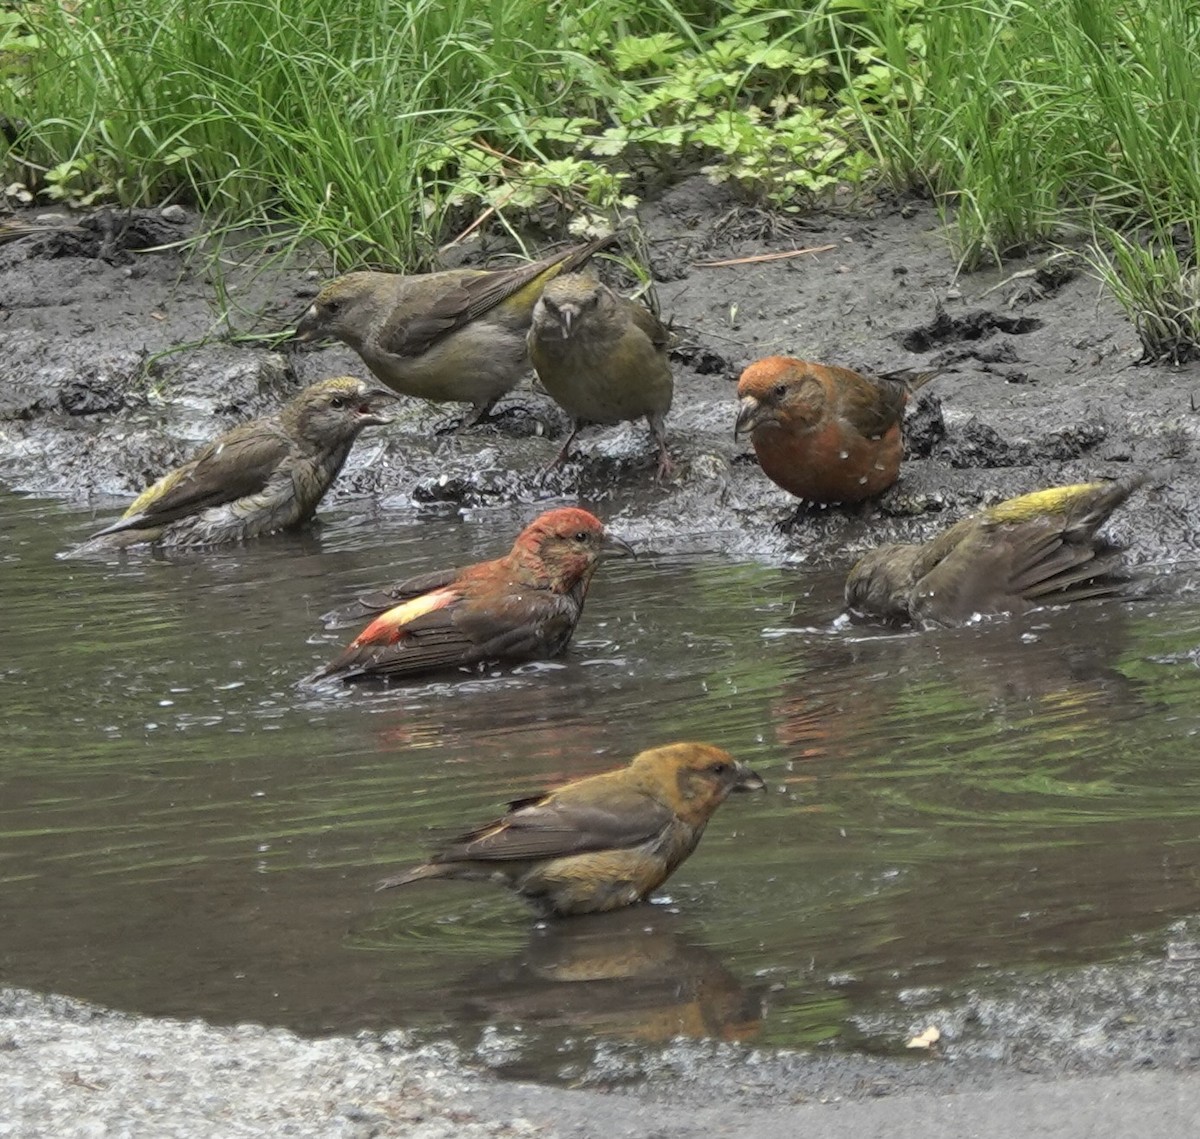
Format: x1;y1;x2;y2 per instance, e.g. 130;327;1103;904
734;356;826;438
511;507;634;590
531;272;611;340
283;377;400;445
293;273;389;348
630;742;766;824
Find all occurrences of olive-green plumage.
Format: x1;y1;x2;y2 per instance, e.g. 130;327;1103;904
294;236;616;425
377;742;765;917
844;477;1144;626
528;272;675;478
71;377;397;552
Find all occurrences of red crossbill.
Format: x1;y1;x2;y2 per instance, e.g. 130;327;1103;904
734;356;939;504
844;477;1143;626
71;376;397;552
376;742;765;917
527;272;675;478
293;236;617;426
310;507;632;683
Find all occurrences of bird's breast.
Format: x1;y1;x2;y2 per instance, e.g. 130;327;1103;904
754;418;903;504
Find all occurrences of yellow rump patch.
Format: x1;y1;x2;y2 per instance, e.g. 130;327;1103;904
988;483;1102;524
124;468;185;518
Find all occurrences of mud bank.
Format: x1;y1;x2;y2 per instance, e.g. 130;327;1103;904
2;184;1198;568
7;962;1200;1139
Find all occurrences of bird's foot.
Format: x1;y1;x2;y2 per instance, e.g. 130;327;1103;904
655;449;677;482
436;400;541;436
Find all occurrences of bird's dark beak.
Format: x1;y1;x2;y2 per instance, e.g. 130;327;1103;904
293;303;320;342
358;387;402;425
599;532;636;560
734;395;766;439
732;763;766;793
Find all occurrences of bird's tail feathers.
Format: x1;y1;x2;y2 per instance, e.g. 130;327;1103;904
878;366;943;393
1061;474;1147;541
555;232;621;276
375;862;450;891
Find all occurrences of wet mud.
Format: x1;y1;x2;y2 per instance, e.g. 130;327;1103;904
3;184;1198;573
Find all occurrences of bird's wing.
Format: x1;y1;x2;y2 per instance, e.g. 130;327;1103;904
833;367;911;439
1005;522;1128;602
91;423;291;536
320;565;466;626
437;787;674;863
377;237;618;358
376;278;484;359
912;516;1125;623
317;587;578;680
623;297;674;352
377;261;565;359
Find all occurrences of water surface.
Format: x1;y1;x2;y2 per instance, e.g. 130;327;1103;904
3;491;1200;1079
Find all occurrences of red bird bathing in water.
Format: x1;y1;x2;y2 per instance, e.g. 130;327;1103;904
734;356;939;504
309;507;633;683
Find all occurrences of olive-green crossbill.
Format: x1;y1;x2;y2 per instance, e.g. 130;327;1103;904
527;272;675;478
293;236;616;425
376;742;765;917
72;376;397;552
845;477;1144;626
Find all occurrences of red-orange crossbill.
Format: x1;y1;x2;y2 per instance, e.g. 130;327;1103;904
71;377;397;552
310;507;632;683
845;477;1144;626
376;742;765;916
293;236;616;425
527;272;675;478
734;356;939;504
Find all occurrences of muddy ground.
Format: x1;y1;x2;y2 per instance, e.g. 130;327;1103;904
2;180;1198;568
4;182;1200;1135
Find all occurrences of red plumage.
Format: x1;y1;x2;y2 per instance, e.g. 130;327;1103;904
309;507;633;683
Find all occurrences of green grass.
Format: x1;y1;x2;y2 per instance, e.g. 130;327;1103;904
4;0;580;267
825;0;1200;356
6;0;1200;359
1;0;906;269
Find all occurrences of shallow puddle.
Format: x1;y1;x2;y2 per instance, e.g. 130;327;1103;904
3;490;1200;1080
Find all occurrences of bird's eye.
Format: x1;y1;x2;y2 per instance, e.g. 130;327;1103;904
709;761;730;775
773;382;788;399
324;299;341;316
574;530;590;542
329;396;347;409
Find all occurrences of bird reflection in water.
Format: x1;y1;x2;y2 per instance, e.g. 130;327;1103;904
456;905;764;1044
767;602;1154;764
